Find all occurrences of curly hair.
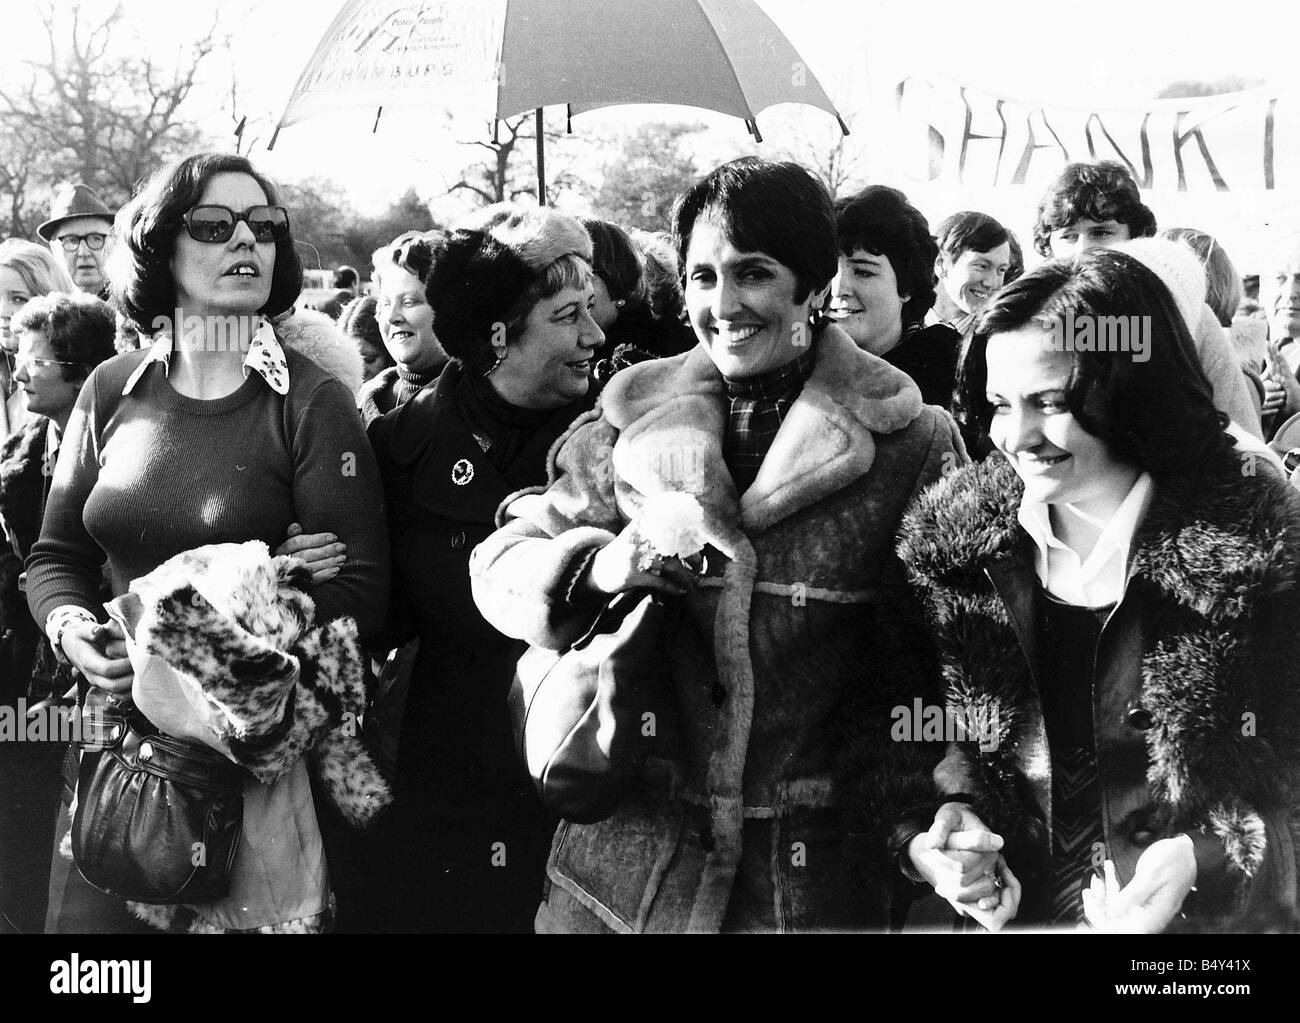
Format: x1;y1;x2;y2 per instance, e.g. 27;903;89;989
835;185;938;326
1032;160;1157;257
108;152;303;333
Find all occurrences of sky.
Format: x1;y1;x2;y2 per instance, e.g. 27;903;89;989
9;0;1300;268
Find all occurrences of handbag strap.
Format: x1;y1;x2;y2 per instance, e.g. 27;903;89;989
115;727;246;794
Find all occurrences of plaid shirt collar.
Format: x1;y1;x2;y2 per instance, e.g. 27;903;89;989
122;316;289;396
724;346;817;400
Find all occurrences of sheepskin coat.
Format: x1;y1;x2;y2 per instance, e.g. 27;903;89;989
897;453;1300;930
470;325;965;932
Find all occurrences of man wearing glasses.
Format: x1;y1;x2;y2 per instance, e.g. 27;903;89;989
36;183;115;299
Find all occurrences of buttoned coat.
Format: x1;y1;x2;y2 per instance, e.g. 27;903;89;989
897;454;1300;929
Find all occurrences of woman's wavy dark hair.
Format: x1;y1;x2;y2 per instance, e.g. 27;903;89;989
671;157;837;305
581;218;647;306
961;248;1232;479
835;185;938;327
109;152;303;332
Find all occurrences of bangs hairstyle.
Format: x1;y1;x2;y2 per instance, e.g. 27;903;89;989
962;248;1231;479
109;152;303;332
934;211;1010;263
0;238;74;297
582;218;647;305
1162;227;1242;329
672;157;837;304
504;253;594;340
835;185;938;326
1032;160;1157;257
11;291;117;382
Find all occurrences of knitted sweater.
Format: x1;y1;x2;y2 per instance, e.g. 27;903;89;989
26;346;389;636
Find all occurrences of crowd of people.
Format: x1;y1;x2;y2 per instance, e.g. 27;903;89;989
1;149;1298;934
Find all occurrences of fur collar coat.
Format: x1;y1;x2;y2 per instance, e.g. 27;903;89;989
897;453;1300;929
471;326;966;932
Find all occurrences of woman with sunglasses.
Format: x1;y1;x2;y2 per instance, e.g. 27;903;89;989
0;292;115;935
0;239;75;440
25;152;389;933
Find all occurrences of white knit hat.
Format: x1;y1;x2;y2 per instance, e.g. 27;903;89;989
1115;237;1206;333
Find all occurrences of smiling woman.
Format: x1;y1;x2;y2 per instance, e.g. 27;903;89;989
469;159;966;933
897;248;1300;932
358;203;603;933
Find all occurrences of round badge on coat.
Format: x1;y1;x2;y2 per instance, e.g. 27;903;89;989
451;458;475;486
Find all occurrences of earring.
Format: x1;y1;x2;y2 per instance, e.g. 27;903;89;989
485;348;507;377
614;298;626;308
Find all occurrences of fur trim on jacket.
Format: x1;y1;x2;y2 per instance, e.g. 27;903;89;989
472;326;966;931
274;308;364;395
897;453;1300;930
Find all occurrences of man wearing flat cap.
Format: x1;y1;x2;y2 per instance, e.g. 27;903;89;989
37;183;115;299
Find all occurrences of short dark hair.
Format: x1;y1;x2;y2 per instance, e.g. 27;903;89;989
332;264;359;290
672;158;837;304
835;185;938;326
339;294;385;353
12;291;117;382
1032;160;1157;257
581;218;646;305
963;248;1231;478
109;152;303;332
934;211;1010;264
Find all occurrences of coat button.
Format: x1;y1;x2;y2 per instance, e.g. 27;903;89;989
711;682;726;706
137;741;154;762
450;530;467;550
1126;703;1154;730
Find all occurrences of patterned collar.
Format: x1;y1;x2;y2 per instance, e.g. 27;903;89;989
122;316;290;396
723;346;817;400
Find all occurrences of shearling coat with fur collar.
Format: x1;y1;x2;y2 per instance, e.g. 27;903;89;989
897;453;1300;930
471;326;965;932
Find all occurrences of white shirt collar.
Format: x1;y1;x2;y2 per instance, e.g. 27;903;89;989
122;317;290;396
1017;471;1154;607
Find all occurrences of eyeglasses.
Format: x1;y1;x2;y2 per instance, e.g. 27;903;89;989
182;204;291;244
7;351;83;373
56;233;107;252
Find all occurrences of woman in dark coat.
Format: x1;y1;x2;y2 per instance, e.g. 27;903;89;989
830;186;961;412
897;249;1300;932
363;203;603;932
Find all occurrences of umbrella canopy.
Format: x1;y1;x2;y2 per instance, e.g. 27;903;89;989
270;0;847;201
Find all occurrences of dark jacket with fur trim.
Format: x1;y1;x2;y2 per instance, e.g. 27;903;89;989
897;454;1300;929
471;326;965;932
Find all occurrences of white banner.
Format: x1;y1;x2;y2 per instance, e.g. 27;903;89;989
888;76;1298;194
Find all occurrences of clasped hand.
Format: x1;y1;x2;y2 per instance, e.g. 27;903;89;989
907;801;1021;931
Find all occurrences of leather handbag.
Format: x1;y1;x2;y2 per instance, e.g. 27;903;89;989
71;689;246;904
509;589;672;824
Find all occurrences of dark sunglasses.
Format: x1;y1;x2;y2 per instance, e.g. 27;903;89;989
181;204;290;244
